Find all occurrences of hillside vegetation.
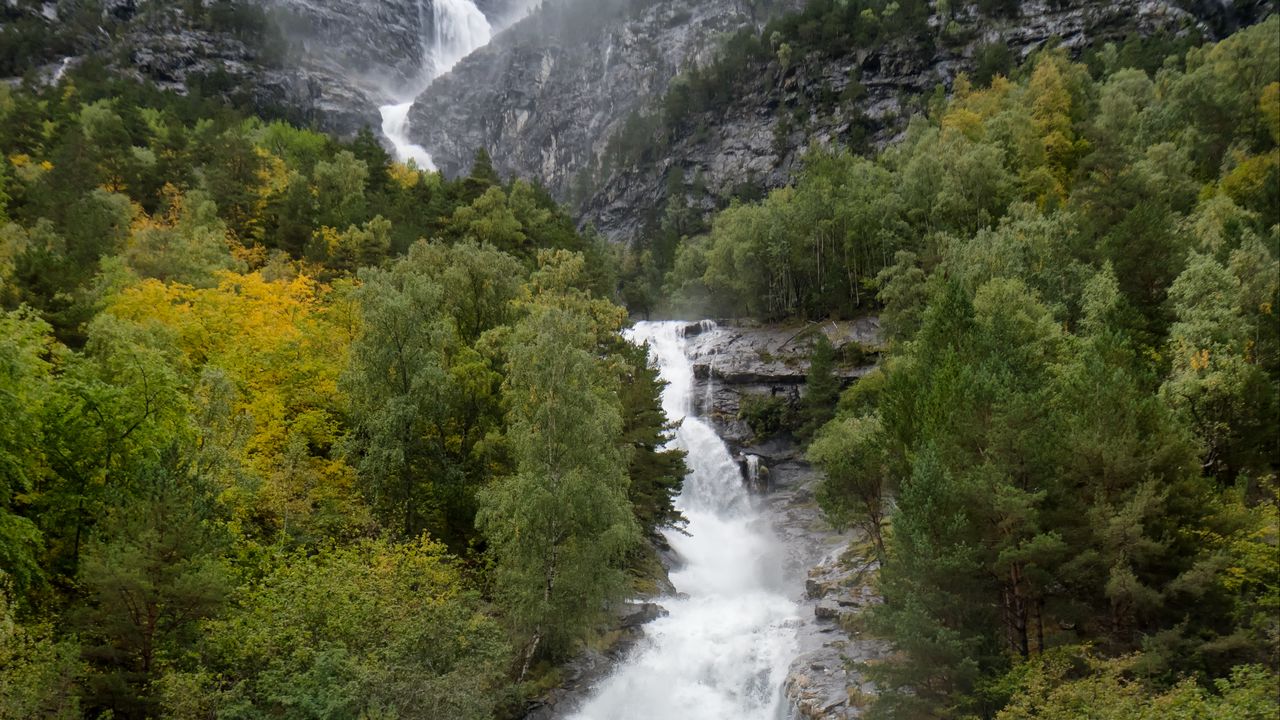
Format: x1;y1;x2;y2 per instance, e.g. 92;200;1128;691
663;17;1279;718
0;71;686;718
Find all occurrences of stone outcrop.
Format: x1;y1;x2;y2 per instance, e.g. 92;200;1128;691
682;318;882;447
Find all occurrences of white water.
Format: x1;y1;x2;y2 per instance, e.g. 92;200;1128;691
570;322;800;720
52;57;73;83
378;0;493;169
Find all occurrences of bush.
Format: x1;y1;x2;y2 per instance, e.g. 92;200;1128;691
738;391;796;439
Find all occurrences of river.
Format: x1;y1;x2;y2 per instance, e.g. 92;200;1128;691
568;321;802;720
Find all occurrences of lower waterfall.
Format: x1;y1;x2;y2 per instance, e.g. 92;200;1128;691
569;321;801;720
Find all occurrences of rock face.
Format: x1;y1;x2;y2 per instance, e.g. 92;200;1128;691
408;0;804;184
682;318;881;447
8;0;530;138
112;7;388;135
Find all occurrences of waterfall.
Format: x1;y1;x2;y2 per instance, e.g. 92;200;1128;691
698;320;719;415
569;321;800;720
745;454;764;492
52;57;73;83
378;0;492;169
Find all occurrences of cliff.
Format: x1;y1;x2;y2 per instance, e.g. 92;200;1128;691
6;0;531;137
407;0;803;184
581;0;1274;243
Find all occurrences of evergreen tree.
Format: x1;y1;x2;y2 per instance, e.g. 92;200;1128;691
616;339;687;535
799;333;840;441
76;465;228;719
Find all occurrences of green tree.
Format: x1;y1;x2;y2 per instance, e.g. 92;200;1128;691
177;538;509;720
0;588;82;720
809;413;888;558
478;280;639;677
616;340;687;535
0;309;56;597
76;465;228;719
799;333;840;441
342;254;459;540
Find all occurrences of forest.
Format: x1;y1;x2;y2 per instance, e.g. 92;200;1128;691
0;0;1277;717
0;66;687;718
650;16;1279;719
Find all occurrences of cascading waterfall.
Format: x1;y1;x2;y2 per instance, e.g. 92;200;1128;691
570;321;800;720
745;454;764;492
378;0;492;169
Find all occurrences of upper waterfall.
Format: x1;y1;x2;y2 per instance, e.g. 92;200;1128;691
380;0;493;169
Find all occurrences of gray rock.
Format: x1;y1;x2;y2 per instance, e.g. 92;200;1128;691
618;601;668;629
409;0;805;183
815;600;843;622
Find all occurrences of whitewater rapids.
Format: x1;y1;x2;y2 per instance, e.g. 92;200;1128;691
569;321;801;720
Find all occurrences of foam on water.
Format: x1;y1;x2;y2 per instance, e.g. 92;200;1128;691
569;321;800;720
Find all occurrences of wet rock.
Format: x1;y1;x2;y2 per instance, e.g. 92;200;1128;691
806;578;829;600
680;320;881;447
619;601;668;629
815;600;843;622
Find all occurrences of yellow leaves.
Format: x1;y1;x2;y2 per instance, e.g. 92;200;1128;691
316;225;343;256
941;108;985;141
387;161;421;190
230;239;269;270
1219;149;1279;210
1262;82;1280;142
106;270;345;462
1029;59;1073;136
252;146;292;218
9;154;52;184
1190;348;1211;372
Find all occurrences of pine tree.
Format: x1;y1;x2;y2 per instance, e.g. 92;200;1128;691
616;340;687;535
799;333;840;441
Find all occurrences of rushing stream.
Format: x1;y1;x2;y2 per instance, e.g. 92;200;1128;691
570;321;801;720
379;0;493;169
